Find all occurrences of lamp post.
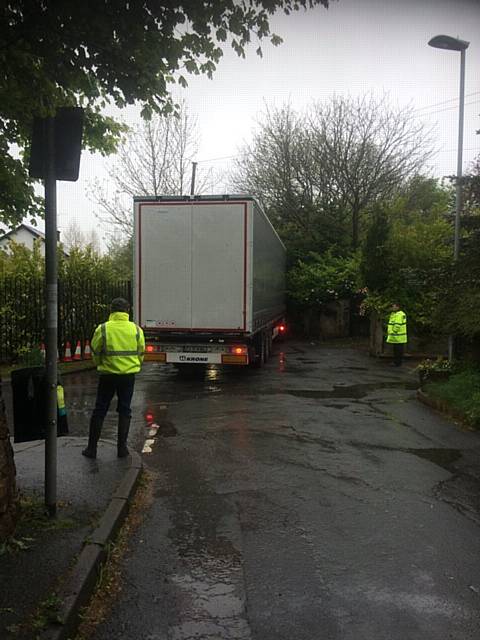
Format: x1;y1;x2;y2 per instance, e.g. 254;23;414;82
428;34;469;359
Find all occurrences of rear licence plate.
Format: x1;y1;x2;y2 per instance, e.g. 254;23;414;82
167;352;222;364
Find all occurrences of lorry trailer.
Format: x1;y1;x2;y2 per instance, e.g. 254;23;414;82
133;195;286;367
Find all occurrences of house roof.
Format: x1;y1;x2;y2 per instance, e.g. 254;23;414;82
0;223;46;242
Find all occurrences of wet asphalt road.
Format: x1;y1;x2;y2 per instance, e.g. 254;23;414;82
64;341;480;639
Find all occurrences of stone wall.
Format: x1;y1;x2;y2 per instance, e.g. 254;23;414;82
299;300;351;339
0;381;17;541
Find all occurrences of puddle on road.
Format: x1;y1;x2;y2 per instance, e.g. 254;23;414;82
155;380;419;402
353;441;463;472
405;448;462;469
322;403;349;410
280;381;418;400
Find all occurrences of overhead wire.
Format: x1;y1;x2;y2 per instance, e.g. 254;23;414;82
416;100;480;118
412;91;480;113
193;96;479;167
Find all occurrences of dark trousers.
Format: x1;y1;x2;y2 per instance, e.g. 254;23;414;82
393;344;404;367
92;374;135;419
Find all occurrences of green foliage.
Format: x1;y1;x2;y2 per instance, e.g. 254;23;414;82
105;236;133;280
431;158;480;340
432;235;480;339
15;346;44;367
425;367;480;428
0;242;130;361
287;251;360;311
1;1;330;226
58;245;115;282
360;206;391;293
359;291;393;319
416;357;454;381
359;177;453;336
0;240;44;278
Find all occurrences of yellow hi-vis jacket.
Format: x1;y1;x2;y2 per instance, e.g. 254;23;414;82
92;312;145;374
386;310;407;344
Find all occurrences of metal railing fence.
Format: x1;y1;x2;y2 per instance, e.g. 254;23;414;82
0;276;131;362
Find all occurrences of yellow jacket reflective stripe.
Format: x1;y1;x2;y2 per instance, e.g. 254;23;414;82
92;311;145;374
386;310;407;344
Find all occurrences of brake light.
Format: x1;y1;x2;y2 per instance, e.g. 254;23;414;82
146;345;155;352
279;324;286;333
230;345;248;355
145;412;154;423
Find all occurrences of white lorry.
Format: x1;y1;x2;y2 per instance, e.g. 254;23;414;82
133;195;286;367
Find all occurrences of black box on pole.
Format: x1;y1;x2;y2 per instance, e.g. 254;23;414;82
29;107;84;182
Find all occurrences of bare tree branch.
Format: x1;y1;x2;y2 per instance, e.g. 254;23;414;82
89;101;207;239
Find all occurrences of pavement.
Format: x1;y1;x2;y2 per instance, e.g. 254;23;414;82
0;436;142;640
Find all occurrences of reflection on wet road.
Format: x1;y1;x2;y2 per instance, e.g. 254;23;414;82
74;341;480;640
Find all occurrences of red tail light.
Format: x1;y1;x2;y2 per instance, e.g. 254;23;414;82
279;324;286;333
146;345;155;352
230;345;248;355
145;412;154;423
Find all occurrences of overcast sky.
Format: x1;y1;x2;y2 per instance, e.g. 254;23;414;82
55;0;480;245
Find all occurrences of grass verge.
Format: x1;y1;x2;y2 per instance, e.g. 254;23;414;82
425;367;480;429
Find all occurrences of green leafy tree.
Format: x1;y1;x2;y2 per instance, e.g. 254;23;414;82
0;243;130;361
1;0;331;227
287;251;360;312
434;156;480;346
105;234;133;280
360;177;452;336
0;240;44;279
360;206;392;294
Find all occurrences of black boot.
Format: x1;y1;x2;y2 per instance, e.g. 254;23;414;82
82;415;103;459
117;415;131;458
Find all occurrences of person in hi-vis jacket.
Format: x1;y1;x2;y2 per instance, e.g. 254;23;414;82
82;298;145;459
386;303;407;367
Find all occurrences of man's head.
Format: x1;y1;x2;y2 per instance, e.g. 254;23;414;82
111;297;130;313
391;303;400;312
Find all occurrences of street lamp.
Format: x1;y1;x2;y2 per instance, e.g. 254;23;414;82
428;35;469;360
428;35;469;260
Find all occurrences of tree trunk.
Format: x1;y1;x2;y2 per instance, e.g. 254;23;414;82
0;377;17;541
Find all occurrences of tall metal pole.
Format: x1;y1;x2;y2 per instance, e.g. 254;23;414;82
44;116;58;517
190;161;197;196
454;48;466;261
448;48;466;360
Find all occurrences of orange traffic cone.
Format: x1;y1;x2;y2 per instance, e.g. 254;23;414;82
40;342;46;360
84;340;92;359
63;341;73;362
73;340;82;361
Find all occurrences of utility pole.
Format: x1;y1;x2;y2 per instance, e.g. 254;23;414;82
428;35;469;360
30;107;84;517
44;116;58;516
190;161;197;196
